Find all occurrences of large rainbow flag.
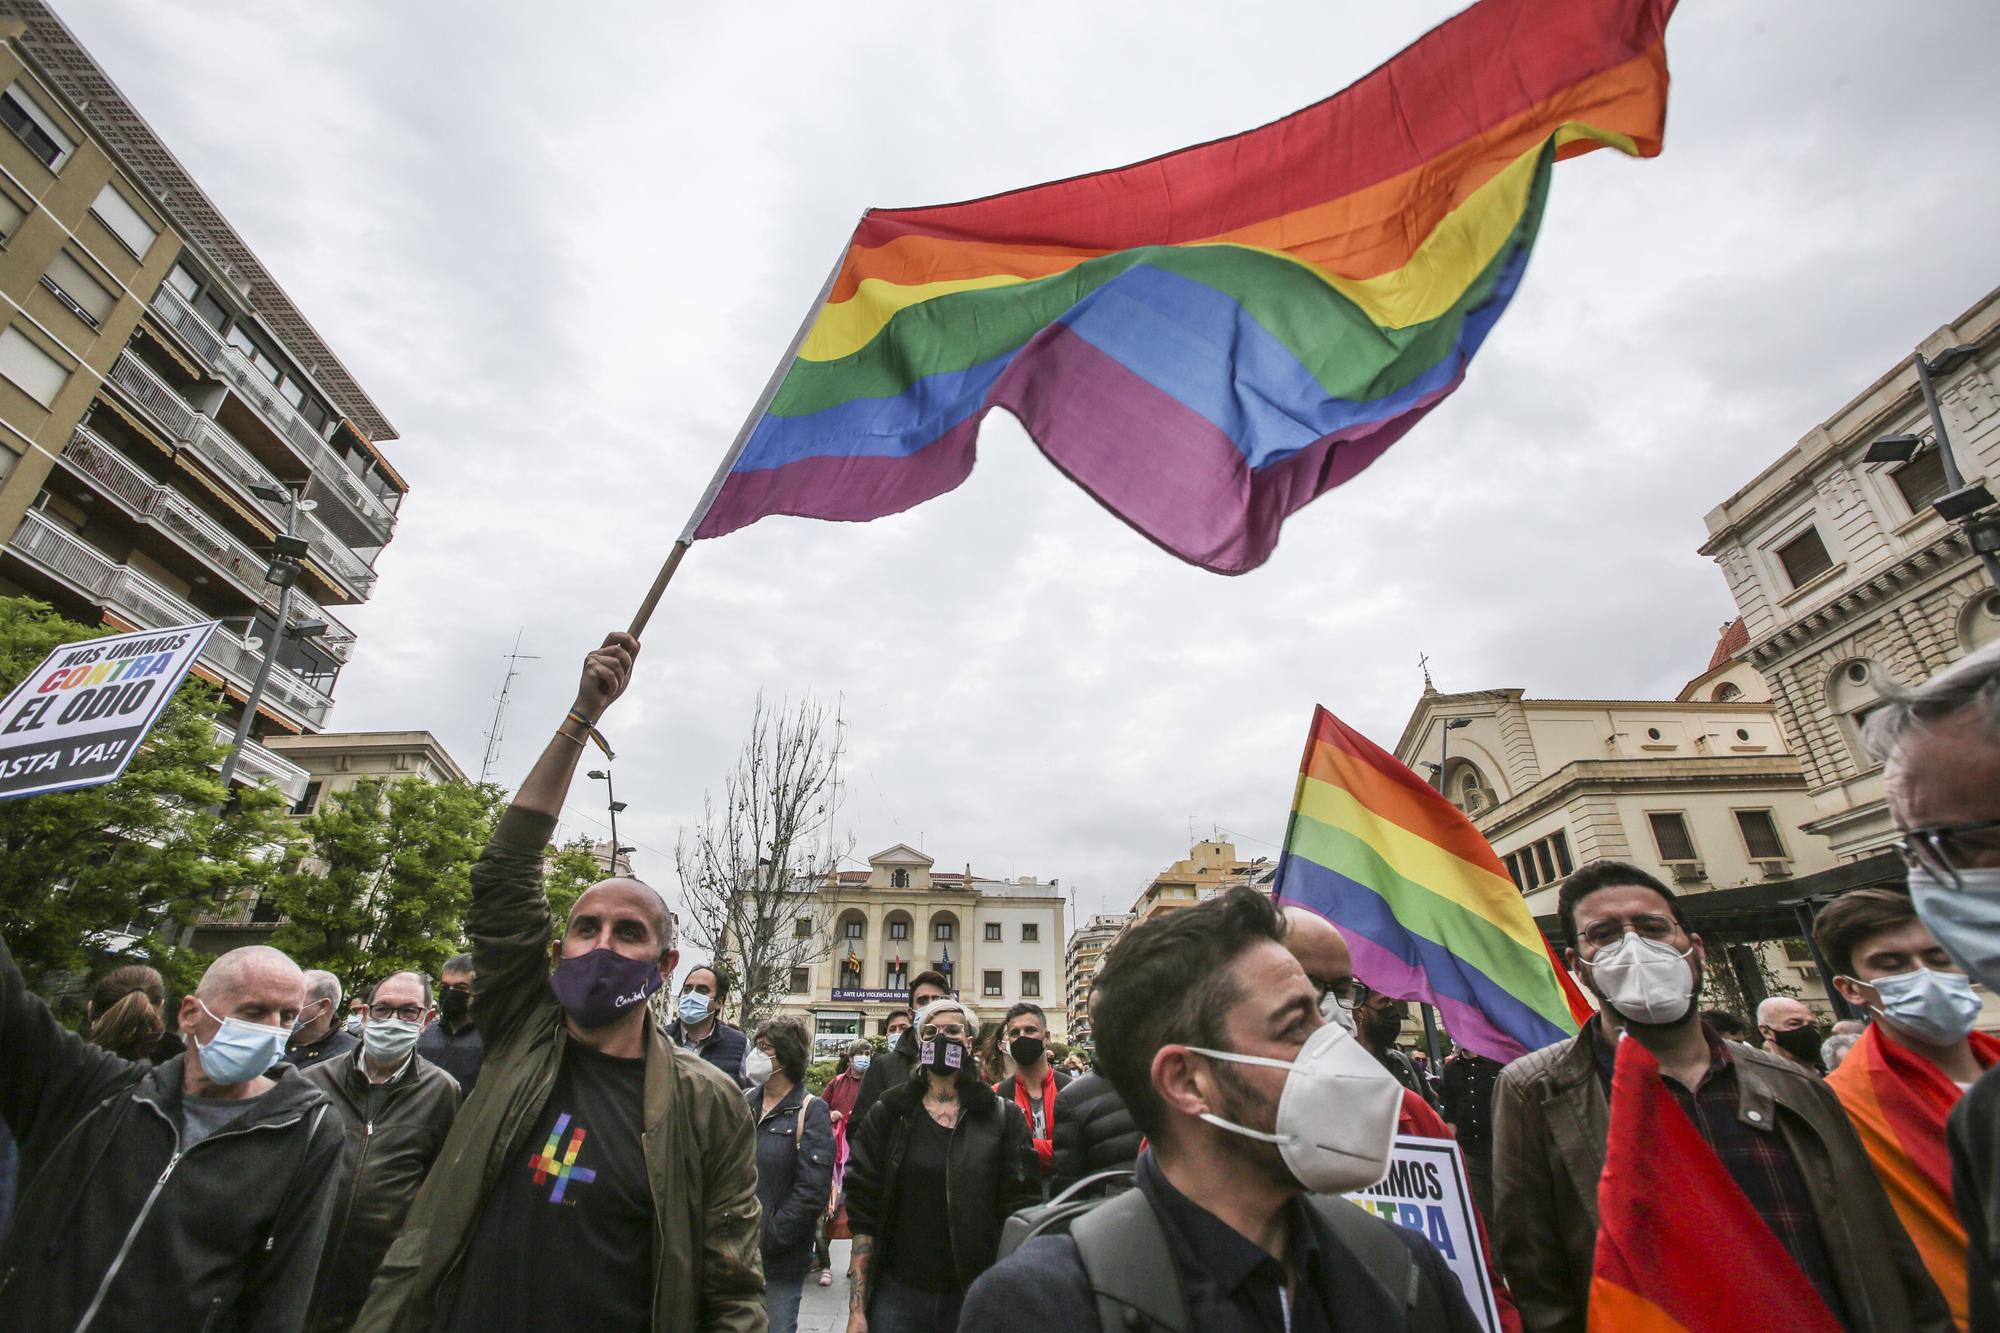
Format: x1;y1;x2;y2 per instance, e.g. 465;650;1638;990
1272;706;1590;1063
1590;1035;1842;1332
692;0;1676;573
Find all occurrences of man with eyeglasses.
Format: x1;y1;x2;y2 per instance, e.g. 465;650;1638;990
302;971;462;1331
1859;638;2000;1327
1492;859;1948;1332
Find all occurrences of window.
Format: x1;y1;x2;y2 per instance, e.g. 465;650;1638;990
249;893;283;924
1534;840;1556;883
843;919;864;939
1891;447;1951;513
1776;527;1834;588
794;917;811;938
788;967;809;994
934;921;954;941
884;961;907;991
1021;923;1039;943
166;264;200;301
890;869;909;888
290;780;322;816
1551;830;1574;876
1021;971;1041;998
1648;811;1698;862
0;326;68;406
1502;830;1570;891
1713;682;1742;702
839;958;862;988
1781;938;1813;963
983;970;1003;998
888;919;909;941
1736;809;1786;861
0;83;73;169
0;191;23;243
43;250;114;326
89;183;156;258
984;922;1002;941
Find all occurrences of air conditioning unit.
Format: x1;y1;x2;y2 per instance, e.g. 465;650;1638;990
1756;860;1793;881
1667;861;1706;883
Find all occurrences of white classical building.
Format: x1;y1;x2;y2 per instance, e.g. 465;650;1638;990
766;844;1069;1046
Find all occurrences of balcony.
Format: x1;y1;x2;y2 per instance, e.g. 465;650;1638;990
211;721;310;803
59;427;355;663
7;508;334;730
150;287;397;544
106;352;377;600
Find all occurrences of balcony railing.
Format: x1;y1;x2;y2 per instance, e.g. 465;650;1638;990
211;721;310;802
150;287;397;543
107;352;377;600
60;428;355;663
8;509;333;729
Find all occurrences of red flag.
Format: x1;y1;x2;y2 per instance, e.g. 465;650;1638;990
1588;1035;1841;1332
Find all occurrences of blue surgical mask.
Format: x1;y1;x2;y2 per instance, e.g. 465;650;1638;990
851;1054;871;1075
1909;863;2000;991
677;992;713;1026
189;999;290;1085
1854;966;1983;1046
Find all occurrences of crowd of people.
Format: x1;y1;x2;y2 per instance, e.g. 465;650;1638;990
0;630;1995;1331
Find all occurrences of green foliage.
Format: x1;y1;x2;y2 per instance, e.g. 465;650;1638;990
0;596;294;996
543;834;607;941
804;1058;838;1095
270;775;503;995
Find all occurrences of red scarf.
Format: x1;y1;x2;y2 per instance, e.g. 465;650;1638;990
1001;1067;1060;1174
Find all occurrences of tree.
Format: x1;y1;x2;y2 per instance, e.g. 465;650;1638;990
677;692;851;1027
269;775;503;994
543;833;607;940
0;595;294;998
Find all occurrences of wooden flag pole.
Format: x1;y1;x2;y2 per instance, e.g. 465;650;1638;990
626;232;859;640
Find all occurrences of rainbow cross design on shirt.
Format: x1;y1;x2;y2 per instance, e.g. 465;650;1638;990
529;1113;597;1204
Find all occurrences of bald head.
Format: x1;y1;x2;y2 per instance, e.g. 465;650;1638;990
568;877;675;952
198;945;304;1007
1281;905;1352;991
1757;996;1812;1030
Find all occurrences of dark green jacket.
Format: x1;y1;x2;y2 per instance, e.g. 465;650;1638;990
353;807;765;1331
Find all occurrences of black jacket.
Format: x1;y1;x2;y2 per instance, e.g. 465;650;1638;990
668;1015;752;1089
301;1050;462;1331
1051;1072;1142;1191
748;1082;836;1278
846;1070;1038;1311
0;934;342;1332
413;1018;484;1095
849;1026;919;1128
283;1025;360;1071
1439;1054;1502;1155
1950;1062;2000;1332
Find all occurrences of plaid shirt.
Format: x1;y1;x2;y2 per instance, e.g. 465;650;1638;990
1595;1025;1848;1326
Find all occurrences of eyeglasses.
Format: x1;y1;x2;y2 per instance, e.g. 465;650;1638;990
367;1003;427;1023
1578;914;1680;952
1315;979;1359;1011
1896;817;2000;892
919;1022;968;1041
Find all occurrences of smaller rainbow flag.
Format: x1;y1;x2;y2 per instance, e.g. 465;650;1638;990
1590;1036;1841;1332
1273;706;1588;1062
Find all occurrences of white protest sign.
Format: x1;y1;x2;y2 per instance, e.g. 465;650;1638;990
1343;1133;1501;1333
0;620;219;801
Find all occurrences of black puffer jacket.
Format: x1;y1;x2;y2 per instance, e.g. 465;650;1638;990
849;1025;919;1129
301;1050;462;1330
1050;1072;1142;1192
846;1069;1038;1313
0;934;342;1332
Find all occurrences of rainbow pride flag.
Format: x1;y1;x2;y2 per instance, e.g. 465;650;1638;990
1272;706;1590;1063
693;0;1676;573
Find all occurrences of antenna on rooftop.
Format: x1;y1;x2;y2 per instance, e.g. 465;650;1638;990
479;629;540;783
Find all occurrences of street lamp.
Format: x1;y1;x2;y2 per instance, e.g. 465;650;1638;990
1866;346;2000;589
216;484;320;791
587;768;628;873
1436;716;1473;800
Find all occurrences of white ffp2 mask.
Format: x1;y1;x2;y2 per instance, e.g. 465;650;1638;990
1585;931;1696;1025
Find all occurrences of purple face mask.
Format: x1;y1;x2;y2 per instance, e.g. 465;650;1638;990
548;947;663;1029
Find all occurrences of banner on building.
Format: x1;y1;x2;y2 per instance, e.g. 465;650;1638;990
1342;1134;1501;1333
831;987;960;1003
0;620;219;802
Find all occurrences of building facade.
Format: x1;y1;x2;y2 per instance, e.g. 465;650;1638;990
0;5;404;806
766;843;1068;1047
1130;839;1273;922
1064;912;1132;1047
1700;284;2000;863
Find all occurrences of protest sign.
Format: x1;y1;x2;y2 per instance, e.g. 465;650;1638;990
1344;1134;1502;1333
0;620;219;802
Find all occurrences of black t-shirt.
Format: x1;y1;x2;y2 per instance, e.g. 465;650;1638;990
448;1040;652;1330
884;1110;957;1292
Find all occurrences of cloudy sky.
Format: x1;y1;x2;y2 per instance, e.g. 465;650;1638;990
53;0;1998;937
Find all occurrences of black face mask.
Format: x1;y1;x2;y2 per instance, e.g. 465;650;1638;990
1772;1025;1824;1066
438;990;471;1025
1010;1036;1046;1068
1362;1008;1405;1047
920;1037;966;1076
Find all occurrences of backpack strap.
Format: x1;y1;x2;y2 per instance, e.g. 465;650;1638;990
1309;1196;1454;1331
795;1093;815;1147
1070;1188;1191;1333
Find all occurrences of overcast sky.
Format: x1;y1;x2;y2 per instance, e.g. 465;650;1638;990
52;0;1999;940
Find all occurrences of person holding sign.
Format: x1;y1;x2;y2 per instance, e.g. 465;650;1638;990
352;633;765;1332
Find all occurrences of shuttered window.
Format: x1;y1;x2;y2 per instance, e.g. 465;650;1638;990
1648;812;1698;862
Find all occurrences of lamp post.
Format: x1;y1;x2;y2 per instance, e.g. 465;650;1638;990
1865;345;2000;590
1419;715;1475;1070
586;768;631;874
216;484;320;791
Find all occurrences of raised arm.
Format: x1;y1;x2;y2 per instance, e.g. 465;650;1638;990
469;633;638;1045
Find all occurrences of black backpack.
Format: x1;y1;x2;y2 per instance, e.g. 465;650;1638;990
998;1169;1456;1332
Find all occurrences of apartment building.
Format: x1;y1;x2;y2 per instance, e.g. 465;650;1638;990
0;5;404;804
766;843;1069;1047
1063;912;1131;1047
1130;839;1273;923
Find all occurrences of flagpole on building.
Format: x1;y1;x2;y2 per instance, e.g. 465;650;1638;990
627;232;858;640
